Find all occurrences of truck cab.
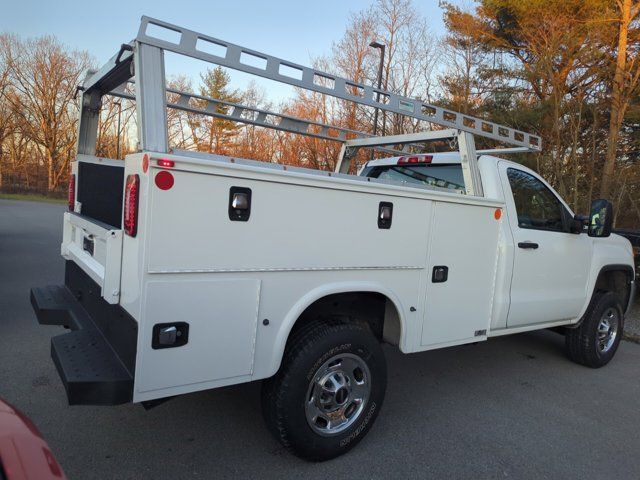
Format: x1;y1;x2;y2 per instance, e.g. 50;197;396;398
361;152;636;332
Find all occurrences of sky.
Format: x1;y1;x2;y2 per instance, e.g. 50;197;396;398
0;0;465;101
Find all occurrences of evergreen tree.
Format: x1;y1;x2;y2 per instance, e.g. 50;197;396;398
197;66;243;154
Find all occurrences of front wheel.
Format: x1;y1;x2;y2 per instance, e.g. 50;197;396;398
261;320;387;461
565;291;624;368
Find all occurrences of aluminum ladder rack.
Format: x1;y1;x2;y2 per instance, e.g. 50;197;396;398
76;15;543;197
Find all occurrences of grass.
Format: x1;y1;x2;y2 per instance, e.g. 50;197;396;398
0;192;67;205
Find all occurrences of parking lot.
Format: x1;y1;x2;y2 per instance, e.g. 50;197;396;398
1;198;639;479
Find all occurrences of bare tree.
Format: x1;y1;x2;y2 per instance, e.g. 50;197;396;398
331;8;378;133
233;82;278;162
3;35;91;191
0;34;14;188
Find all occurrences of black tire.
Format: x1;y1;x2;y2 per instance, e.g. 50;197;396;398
261;320;387;461
565;291;624;368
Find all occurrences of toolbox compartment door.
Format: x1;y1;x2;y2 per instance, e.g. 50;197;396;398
135;278;261;396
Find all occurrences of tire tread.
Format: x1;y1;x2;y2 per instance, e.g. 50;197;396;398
565;291;623;368
262;319;383;460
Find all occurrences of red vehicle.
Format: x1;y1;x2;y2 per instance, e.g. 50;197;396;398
0;399;66;480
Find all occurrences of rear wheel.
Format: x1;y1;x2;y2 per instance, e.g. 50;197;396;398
261;320;386;461
565;291;624;368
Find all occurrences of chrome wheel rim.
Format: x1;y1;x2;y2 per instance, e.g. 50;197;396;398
597;307;619;354
305;353;371;436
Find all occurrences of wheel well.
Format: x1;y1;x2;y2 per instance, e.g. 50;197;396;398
289;292;402;346
594;267;633;309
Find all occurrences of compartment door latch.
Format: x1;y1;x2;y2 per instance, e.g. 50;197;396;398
152;322;189;349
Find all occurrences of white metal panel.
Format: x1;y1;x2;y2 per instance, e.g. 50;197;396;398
118;154;148;320
576;235;634;320
135;278;260;393
76;153;125;168
478;156;513;330
146;168;431;273
139;151;505;208
60;212;123;304
121;151;511;401
253;273;420;378
420;201;500;347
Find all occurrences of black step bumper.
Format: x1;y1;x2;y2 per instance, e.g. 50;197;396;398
31;262;137;405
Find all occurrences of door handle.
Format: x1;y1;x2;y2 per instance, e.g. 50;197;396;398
518;241;539;249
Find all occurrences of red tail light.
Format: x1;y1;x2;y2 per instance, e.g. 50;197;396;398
397;155;433;165
124;174;140;237
68;174;76;211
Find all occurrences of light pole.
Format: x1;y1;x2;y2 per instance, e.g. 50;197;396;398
369;41;385;159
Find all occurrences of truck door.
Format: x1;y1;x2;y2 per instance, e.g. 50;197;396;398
499;163;591;327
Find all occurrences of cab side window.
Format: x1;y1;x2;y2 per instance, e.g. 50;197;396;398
506;168;565;232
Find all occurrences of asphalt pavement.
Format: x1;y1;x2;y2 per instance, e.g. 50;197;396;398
1;198;639;480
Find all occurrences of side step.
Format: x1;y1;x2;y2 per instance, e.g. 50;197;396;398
30;285;133;405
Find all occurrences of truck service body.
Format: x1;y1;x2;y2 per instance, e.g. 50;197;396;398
31;17;635;460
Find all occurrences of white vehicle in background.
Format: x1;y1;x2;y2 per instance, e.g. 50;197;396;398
30;17;635;461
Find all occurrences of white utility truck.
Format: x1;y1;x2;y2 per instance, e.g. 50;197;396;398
31;17;636;461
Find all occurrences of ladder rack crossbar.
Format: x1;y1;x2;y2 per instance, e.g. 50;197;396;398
109;84;412;156
345;130;459;148
134;16;541;152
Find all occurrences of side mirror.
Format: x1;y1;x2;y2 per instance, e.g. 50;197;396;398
569;217;584;234
588;199;613;237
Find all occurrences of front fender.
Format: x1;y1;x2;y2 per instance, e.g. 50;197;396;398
577;234;635;321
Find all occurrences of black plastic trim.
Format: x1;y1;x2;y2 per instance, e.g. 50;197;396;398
595;264;635;314
65;261;137;373
432;266;449;283
228;186;252;221
30;261;137;405
77;161;124;228
378;201;393;229
152;322;189;349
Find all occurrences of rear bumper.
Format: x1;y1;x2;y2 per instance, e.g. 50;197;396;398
30;262;137;405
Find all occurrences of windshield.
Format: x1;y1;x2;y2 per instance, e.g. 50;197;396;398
362;164;465;193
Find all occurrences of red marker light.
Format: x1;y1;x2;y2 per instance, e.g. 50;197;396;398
157;159;175;168
397;155;433;165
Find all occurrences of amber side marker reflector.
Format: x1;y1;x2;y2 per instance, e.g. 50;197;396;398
494;209;502;220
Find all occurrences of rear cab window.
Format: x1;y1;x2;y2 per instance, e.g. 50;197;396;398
362;164;465;193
